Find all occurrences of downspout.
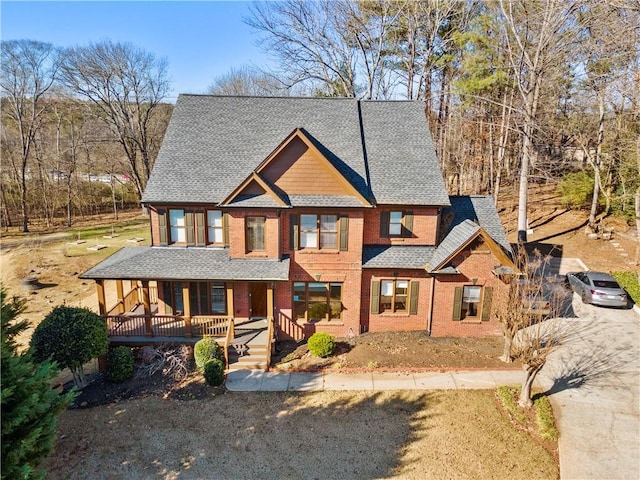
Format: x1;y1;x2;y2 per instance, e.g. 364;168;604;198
427;274;436;336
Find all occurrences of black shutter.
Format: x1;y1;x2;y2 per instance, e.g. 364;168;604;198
157;208;167;245
185;210;195;245
339;215;349;251
290;214;299;251
409;281;419;315
403;212;414;238
452;286;463;321
370;280;380;315
222;213;230;246
380;211;389;237
195;211;205;246
481;287;493;321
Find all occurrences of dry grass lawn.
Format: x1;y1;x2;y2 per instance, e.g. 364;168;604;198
45;390;558;480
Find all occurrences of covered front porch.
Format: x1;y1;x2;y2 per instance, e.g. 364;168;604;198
80;246;291;369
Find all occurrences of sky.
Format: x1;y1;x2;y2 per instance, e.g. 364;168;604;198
1;1;272;101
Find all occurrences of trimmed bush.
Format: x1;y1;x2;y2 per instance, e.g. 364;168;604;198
107;346;134;382
203;359;225;386
194;337;223;370
307;332;335;358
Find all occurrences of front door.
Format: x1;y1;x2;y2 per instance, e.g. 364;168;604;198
249;283;267;318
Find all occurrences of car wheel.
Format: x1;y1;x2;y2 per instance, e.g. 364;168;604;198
581;292;589;304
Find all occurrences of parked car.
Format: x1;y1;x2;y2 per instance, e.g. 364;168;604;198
566;271;628;307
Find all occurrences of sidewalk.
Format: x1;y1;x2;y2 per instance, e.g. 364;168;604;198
226;369;526;392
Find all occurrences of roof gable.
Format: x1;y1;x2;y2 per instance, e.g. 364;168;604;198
221;173;288;207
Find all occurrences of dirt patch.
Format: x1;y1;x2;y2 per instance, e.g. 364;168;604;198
272;332;515;372
45;390;558;480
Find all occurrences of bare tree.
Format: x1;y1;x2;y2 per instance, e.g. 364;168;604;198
0;40;61;232
60;41;170;199
207;65;290;96
498;0;580;242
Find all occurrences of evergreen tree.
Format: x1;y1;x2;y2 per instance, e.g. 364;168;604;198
1;285;74;480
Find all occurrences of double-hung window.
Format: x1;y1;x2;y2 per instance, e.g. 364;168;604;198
207;210;224;244
452;285;493;321
295;214;339;249
169;209;186;243
380;211;413;238
380;279;409;313
246;216;265;252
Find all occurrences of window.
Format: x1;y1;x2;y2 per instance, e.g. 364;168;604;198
380;211;413;238
380;279;409;313
169;209;186;243
295;214;338;249
370;279;419;315
452;285;493;321
246;216;265;252
162;281;185;315
186;282;227;316
207;210;224;244
293;282;342;321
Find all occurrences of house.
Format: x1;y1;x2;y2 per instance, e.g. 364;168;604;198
81;95;516;369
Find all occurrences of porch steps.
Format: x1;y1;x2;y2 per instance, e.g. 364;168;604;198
227;344;269;371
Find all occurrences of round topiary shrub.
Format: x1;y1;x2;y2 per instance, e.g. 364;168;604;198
307;332;335;358
203;358;225;386
194;337;223;371
107;346;134;382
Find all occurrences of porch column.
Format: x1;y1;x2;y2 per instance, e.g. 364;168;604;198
96;280;106;316
266;282;274;318
182;283;192;337
141;280;152;336
226;282;234;318
115;280;124;314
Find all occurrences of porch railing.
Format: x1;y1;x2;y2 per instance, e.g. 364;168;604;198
223;318;235;367
266;316;275;370
104;314;231;340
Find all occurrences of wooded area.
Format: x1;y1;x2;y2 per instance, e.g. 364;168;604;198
2;1;639;239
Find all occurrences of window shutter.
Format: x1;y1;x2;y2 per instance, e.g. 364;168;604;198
452;286;463;321
380;211;389;237
339;215;349;251
481;287;493;321
290;214;299;251
157;209;168;245
403;212;414;238
222;213;230;246
185;210;195;245
195;211;205;246
409;281;419;315
370;280;380;315
162;282;173;315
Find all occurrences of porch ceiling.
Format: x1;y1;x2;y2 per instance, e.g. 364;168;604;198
79;246;290;281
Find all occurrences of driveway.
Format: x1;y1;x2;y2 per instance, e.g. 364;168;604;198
537;295;640;479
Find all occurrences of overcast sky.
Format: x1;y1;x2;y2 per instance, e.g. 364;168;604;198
1;1;272;101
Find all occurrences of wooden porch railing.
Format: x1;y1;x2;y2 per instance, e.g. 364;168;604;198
223;318;235;367
266;316;275;370
104;314;231;340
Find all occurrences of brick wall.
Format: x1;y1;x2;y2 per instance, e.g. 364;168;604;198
228;209;281;259
430;248;506;337
361;269;433;333
363;206;440;245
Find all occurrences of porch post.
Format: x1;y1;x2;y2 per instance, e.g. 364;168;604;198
141;280;152;336
115;280;124;314
266;282;274;318
96;280;106;316
225;282;234;319
182;283;192;337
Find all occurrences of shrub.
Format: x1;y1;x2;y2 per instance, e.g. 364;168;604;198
307;332;335;358
107;346;134;382
203;359;225;386
612;271;640;305
194;337;223;370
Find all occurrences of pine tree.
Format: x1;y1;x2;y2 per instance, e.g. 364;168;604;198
1;285;74;480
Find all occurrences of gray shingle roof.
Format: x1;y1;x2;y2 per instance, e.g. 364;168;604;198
428;220;481;271
362;245;435;269
444;196;511;253
142;96;450;206
79;247;290;281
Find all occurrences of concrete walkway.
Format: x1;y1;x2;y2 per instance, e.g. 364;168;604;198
226;369;525;392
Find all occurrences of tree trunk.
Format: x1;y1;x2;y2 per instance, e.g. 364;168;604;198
588;93;605;229
518;363;542;408
500;333;513;363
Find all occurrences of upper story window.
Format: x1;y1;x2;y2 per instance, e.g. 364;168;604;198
291;213;347;251
246;216;265;252
380;211;413;238
207;210;224;244
169;209;186;243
